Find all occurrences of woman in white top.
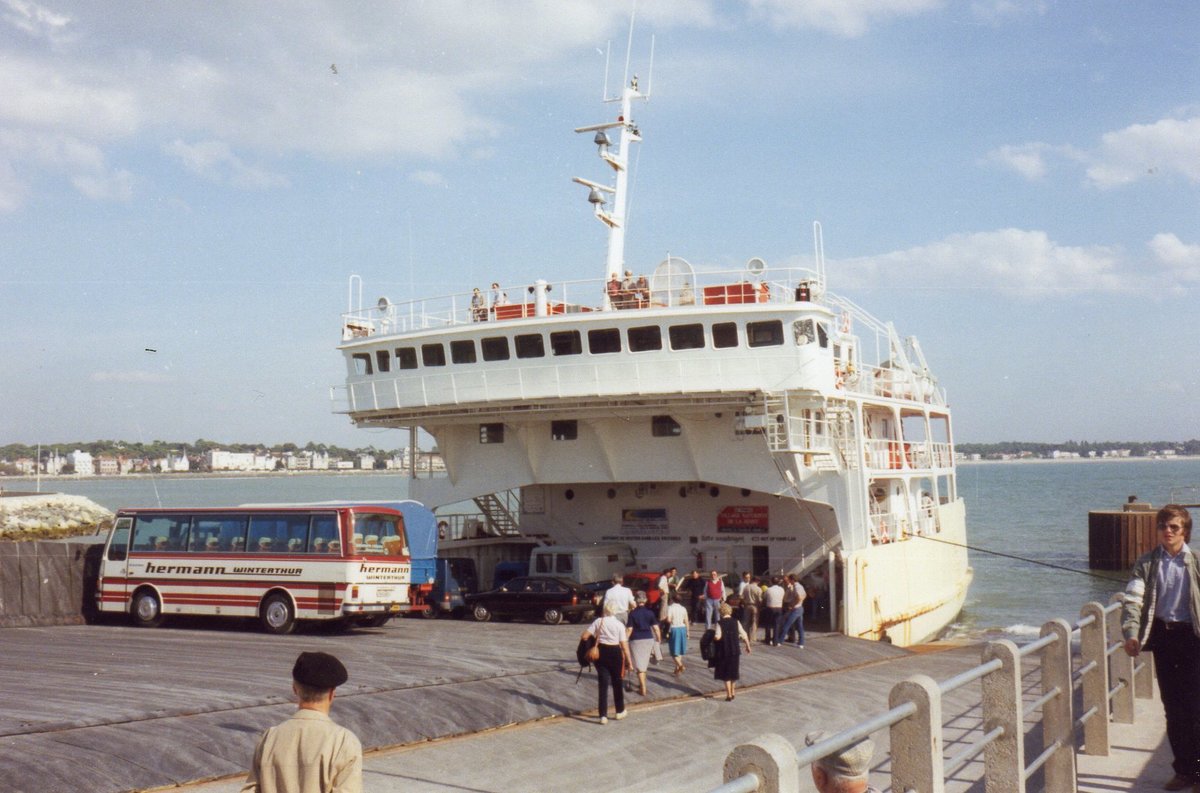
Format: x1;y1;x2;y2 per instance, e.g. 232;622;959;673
666;594;690;675
581;600;633;724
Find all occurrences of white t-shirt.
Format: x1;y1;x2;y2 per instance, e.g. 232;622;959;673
667;602;690;629
605;584;636;614
764;584;785;609
588;615;628;645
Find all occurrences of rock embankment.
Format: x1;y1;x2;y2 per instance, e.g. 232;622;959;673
0;493;113;540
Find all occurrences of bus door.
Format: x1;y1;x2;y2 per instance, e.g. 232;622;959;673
98;515;133;609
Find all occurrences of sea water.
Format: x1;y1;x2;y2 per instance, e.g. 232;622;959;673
20;458;1200;641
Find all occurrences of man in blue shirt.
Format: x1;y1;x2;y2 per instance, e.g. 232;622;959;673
1123;505;1200;791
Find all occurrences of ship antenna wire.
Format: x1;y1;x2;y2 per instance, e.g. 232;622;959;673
912;533;1127;585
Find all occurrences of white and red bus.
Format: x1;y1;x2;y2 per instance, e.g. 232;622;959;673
95;504;412;633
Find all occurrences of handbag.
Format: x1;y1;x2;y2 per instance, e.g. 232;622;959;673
585;617;603;662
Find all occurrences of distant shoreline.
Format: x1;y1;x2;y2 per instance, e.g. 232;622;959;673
0;469;428;487
958;455;1200;465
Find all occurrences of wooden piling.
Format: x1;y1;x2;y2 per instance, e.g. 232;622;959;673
1088;507;1156;571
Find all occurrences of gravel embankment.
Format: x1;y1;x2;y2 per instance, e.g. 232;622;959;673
0;493;113;540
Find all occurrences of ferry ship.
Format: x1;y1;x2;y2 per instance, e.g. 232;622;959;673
333;70;972;646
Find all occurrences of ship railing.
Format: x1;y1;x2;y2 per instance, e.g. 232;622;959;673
711;596;1153;793
341;265;828;340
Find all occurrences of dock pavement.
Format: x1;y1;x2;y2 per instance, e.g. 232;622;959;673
0;617;1173;792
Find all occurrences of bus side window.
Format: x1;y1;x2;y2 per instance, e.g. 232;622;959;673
309;515;339;553
107;519;131;561
132;515;190;552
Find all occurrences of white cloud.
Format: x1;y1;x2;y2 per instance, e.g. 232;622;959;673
970;0;1047;25
163;140;289;190
830;229;1200;298
1085;117;1200;188
410;170;447;187
990;116;1200;188
833;228;1123;297
2;0;73;43
1148;233;1200;284
91;370;173;384
0;128;134;207
746;0;943;37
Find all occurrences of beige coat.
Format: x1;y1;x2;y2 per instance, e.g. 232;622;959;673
242;709;362;793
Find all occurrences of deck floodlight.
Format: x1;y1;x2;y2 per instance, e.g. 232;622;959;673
587;187;607;205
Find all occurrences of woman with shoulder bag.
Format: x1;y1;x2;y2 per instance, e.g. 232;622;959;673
581;600;633;724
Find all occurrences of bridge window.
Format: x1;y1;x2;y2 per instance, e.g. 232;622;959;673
515;334;545;358
479;423;505;444
481;337;510;361
376;350;391;373
652;415;681;437
551;420;578;440
396;347;418;369
588;328;621;354
628;325;662;352
450;340;477;364
550;330;582;356
422;344;446;367
351;353;373;375
712;322;739;349
669;323;705;350
747;320;784;348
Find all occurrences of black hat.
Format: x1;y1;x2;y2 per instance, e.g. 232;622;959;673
292;651;348;689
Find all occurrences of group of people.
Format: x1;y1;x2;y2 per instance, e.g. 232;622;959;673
606;270;649;309
469;282;509;321
674;568;810;646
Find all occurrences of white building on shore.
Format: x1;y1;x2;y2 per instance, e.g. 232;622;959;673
67;450;94;476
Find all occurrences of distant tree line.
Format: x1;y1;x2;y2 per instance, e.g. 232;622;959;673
0;439;415;461
956;440;1200;457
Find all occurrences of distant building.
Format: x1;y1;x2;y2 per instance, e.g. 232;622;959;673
96;455;119;475
67;450;95;476
357;453;376;470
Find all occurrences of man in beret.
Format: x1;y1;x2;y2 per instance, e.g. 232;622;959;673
242;651;362;793
806;732;880;793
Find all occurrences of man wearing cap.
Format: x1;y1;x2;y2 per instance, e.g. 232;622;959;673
242;651;362;793
806;732;880;793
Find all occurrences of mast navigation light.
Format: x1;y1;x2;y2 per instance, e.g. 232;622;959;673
587;187;607;206
594;131;611;150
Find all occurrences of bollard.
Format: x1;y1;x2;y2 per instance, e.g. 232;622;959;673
889;675;944;793
722;733;800;793
981;640;1024;793
1079;601;1110;755
1039;619;1077;792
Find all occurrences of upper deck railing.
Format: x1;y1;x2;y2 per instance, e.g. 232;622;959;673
342;266;827;340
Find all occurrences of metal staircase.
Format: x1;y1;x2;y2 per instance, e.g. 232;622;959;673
473;490;522;536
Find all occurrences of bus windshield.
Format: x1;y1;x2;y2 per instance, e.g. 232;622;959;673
352;512;408;556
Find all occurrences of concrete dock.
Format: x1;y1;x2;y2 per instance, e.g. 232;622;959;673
0;616;1173;792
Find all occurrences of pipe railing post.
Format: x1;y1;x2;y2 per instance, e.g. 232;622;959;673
981;639;1024;793
1079;601;1110;755
1134;651;1155;700
1107;597;1135;724
1040;618;1077;792
722;733;799;793
889;674;944;793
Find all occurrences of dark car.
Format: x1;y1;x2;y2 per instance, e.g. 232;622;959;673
466;576;594;625
419;557;479;618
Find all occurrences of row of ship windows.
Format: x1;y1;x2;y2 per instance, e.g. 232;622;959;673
352;318;828;375
480;417;679;443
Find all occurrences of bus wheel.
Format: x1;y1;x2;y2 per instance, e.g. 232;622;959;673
364;614;391;628
420;603;438;619
131;589;164;628
543;607;564;625
260;593;296;635
471;604;492;622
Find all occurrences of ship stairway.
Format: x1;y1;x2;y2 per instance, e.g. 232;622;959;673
759;395;856;473
473;490;522;536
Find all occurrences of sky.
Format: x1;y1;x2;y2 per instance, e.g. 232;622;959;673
1;0;1198;449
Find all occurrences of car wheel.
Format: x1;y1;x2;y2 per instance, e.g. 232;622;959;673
260;592;296;635
420;603;438;619
472;604;492;622
566;611;583;624
543;607;564;625
131;589;164;628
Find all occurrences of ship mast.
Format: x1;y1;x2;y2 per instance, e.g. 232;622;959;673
574;72;648;307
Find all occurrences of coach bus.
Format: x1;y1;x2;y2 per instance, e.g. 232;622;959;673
95;504;412;634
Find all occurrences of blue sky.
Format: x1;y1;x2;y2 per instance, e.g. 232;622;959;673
1;0;1197;449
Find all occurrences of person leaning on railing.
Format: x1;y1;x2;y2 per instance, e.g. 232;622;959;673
804;732;880;793
1121;504;1200;791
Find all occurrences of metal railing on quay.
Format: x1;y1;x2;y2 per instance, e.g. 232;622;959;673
713;596;1155;793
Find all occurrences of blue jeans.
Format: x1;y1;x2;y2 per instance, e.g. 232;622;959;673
777;607;805;646
705;597;721;629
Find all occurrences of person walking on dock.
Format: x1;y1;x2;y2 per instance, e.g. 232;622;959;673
242;651;362;793
602;573;636;625
582;600;633;724
665;593;690;674
704;569;727;630
711;602;751;701
762;576;785;645
1122;504;1200;791
777;574;807;648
